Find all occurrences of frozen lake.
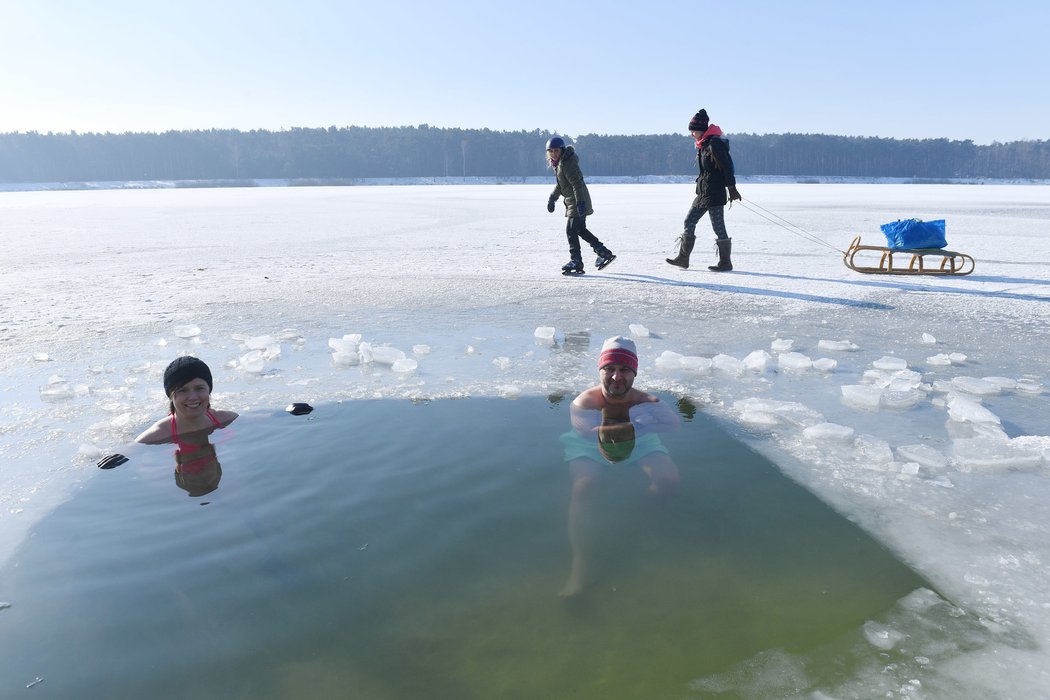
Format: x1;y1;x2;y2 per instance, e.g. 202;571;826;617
2;182;1049;696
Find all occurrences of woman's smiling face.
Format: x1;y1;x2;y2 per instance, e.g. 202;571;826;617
171;377;211;418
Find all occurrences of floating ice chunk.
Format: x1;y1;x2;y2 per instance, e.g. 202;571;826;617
33;353;50;362
357;342;374;364
465;345;477;355
946;395;1000;425
899;462;921;476
242;334;276;351
921;332;937;344
948;352;967;364
39;382;74;402
331;350;360;367
982;376;1017;391
680;355;713;372
854;435;894;465
412;344;431;355
812;358;837;372
733;398;822;428
740;410;779;427
276;329;301;342
865;621;907;654
712;354;744;375
926;353;952;366
371;346;406;366
803;422;855;443
952;438;1043;472
743;350;771;372
881;389;925;410
873;356;907;371
1013;436;1050;469
628;323;649;338
328;336;356;354
778;352;812;372
110;412;134;429
841;384;882;410
500;385;522;399
237;351;266;374
817;339;859;352
899;588;945;612
1016;379;1044;394
896;444;948;469
174;324;201;339
947;418;1009;443
156;338;168;347
770;338;794;353
492;356;511;370
655;351;685;371
950;376;1001;396
78;443;104;460
534;326;556;340
863;368;923;390
391;358;418;373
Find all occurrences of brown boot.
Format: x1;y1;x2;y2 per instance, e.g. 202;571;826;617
666;235;695;269
708;238;733;271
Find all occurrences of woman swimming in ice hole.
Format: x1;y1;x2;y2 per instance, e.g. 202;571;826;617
135;356;238;446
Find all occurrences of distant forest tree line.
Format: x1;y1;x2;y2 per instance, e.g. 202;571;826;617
1;125;1048;183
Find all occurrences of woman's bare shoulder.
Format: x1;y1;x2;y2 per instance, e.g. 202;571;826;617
135;416;172;444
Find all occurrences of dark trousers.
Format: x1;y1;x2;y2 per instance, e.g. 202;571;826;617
566;216;609;262
684;199;729;240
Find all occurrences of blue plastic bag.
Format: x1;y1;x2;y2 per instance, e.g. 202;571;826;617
880;219;947;250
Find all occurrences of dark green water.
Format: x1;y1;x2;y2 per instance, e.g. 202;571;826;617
0;396;928;699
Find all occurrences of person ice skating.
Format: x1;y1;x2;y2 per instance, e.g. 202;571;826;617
545;136;615;276
667;109;742;271
136;356;238;445
558;336;680;597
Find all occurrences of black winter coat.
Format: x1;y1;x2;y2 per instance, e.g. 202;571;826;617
695;135;737;208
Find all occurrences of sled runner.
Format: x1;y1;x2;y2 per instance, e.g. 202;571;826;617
844;235;975;276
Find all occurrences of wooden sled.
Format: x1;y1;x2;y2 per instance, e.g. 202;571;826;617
844;236;975;276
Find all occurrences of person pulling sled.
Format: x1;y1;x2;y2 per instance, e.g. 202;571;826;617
667;109;741;272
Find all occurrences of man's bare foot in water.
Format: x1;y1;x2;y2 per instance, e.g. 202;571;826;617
559;561;586;598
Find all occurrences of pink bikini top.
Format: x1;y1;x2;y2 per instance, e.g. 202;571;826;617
171;409;223;473
170;409;222;444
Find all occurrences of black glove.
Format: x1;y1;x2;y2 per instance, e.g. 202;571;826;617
547;197;557;213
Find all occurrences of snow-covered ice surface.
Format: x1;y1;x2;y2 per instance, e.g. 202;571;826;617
2;183;1049;696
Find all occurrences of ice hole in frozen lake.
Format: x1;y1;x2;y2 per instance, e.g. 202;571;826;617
0;395;997;699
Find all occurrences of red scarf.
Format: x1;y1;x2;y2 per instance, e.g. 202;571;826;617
695;124;724;149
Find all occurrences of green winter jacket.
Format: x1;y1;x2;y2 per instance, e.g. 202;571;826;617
549;146;593;217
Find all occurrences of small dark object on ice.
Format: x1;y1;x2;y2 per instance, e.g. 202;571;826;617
97;454;129;470
286;402;314;416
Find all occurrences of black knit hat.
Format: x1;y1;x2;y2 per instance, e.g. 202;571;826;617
163;356;213;397
688;109;709;131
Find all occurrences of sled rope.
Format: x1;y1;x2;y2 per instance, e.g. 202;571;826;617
736;200;845;254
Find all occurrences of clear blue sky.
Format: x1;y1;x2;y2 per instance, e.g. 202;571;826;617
1;0;1046;144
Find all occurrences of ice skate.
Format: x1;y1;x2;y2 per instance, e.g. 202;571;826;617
595;252;616;270
561;260;585;276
